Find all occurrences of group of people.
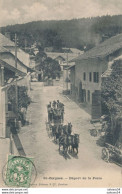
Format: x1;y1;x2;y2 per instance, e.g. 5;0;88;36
47;100;64;123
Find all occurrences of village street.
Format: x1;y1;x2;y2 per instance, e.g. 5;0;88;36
17;82;121;187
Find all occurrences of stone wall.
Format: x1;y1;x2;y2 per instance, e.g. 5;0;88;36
75;58;107;105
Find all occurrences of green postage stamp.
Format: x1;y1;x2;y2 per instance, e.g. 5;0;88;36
5;155;34;187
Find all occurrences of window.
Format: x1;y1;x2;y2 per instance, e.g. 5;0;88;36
89;72;92;82
96;72;99;83
8;102;12;111
87;90;90;102
83;72;86;81
83;89;86;102
93;72;96;82
93;72;99;83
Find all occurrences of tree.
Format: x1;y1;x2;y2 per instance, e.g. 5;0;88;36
101;59;122;145
35;50;47;64
35;49;61;79
43;57;61;79
7;85;31;125
102;60;122;117
2;15;122;50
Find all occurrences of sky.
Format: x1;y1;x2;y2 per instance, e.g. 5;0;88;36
0;0;122;27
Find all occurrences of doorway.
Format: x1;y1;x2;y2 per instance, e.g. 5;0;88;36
38;74;41;82
79;81;83;102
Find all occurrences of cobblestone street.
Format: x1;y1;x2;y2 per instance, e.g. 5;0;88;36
17;82;121;187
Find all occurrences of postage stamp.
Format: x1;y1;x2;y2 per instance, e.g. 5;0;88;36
4;155;35;187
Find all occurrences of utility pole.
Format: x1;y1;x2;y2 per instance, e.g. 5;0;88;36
15;33;18;128
66;52;68;91
15;34;17;68
9;33;18;155
24;39;27;51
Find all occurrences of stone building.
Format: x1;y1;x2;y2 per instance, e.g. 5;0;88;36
45;48;83;71
69;33;122;120
0;34;32;138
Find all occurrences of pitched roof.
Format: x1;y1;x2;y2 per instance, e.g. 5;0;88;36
55;55;65;60
46;52;80;61
0;58;26;77
71;33;122;62
0;33;30;67
69;48;84;54
10;48;30;67
102;55;122;77
0;47;7;53
0;33;15;47
63;47;84;54
0;45;31;74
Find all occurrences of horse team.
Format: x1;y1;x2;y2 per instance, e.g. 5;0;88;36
46;100;80;155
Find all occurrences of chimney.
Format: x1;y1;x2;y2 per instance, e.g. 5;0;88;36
102;35;109;42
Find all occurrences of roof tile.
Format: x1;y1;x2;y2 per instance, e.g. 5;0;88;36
71;33;122;62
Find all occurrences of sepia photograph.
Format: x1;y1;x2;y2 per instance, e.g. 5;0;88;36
0;0;122;190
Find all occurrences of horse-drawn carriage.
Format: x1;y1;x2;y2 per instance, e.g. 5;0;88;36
102;143;122;166
101;116;122;166
46;100;80;156
47;100;64;124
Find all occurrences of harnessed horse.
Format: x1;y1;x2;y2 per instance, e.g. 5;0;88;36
72;134;80;154
68;122;72;135
59;134;68;155
67;135;73;152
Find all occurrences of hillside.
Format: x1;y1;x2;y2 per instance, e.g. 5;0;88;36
1;15;122;51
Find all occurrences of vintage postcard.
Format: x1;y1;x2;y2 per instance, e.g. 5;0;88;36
0;0;122;189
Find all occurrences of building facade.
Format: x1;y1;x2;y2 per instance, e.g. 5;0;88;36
70;58;107;104
69;33;122;120
0;34;32;138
